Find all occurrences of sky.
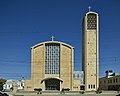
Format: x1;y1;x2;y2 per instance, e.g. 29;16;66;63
0;0;120;80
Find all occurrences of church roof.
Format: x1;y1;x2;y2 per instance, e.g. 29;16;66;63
32;41;74;49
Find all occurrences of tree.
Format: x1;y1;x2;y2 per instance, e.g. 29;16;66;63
0;78;6;91
117;86;120;93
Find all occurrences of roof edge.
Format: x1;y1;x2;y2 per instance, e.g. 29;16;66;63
86;11;98;16
31;41;74;49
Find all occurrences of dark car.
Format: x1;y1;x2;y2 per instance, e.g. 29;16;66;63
0;92;3;96
0;92;9;96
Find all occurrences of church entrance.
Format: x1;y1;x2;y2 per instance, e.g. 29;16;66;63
45;79;60;90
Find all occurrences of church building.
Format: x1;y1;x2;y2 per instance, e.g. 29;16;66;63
24;37;80;91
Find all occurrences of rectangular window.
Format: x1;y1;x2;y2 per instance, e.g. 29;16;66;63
45;44;60;74
87;14;97;30
88;85;90;89
116;78;118;83
113;79;115;83
110;80;112;83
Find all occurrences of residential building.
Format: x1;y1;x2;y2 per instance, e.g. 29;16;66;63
3;79;24;91
99;70;120;90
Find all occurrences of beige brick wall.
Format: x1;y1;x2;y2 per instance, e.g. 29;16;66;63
73;80;80;91
31;44;45;89
82;12;99;91
25;41;75;91
85;30;98;91
25;44;45;91
24;80;33;91
60;44;74;90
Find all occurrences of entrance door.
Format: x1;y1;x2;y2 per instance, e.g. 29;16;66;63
45;79;60;90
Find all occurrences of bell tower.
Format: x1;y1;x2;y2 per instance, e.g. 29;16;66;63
82;7;99;91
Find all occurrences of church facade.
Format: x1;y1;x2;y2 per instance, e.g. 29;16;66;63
24;8;99;92
24;40;80;91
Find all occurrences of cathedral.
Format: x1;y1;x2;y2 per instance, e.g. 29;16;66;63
25;8;99;92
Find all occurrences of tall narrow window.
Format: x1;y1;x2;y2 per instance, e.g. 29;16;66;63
93;85;95;89
45;43;60;74
88;85;90;89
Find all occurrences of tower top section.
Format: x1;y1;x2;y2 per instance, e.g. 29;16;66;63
86;6;98;16
85;11;98;17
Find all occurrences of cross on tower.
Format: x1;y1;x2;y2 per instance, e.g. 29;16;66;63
88;6;91;12
51;36;55;41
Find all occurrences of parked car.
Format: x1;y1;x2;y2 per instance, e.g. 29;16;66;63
0;92;9;96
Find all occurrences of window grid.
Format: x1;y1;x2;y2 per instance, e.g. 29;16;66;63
45;44;60;74
87;14;97;30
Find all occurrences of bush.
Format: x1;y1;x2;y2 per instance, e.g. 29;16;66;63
0;79;6;91
117;86;120;93
61;88;70;94
34;88;42;94
80;90;84;94
61;88;70;91
96;88;102;94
